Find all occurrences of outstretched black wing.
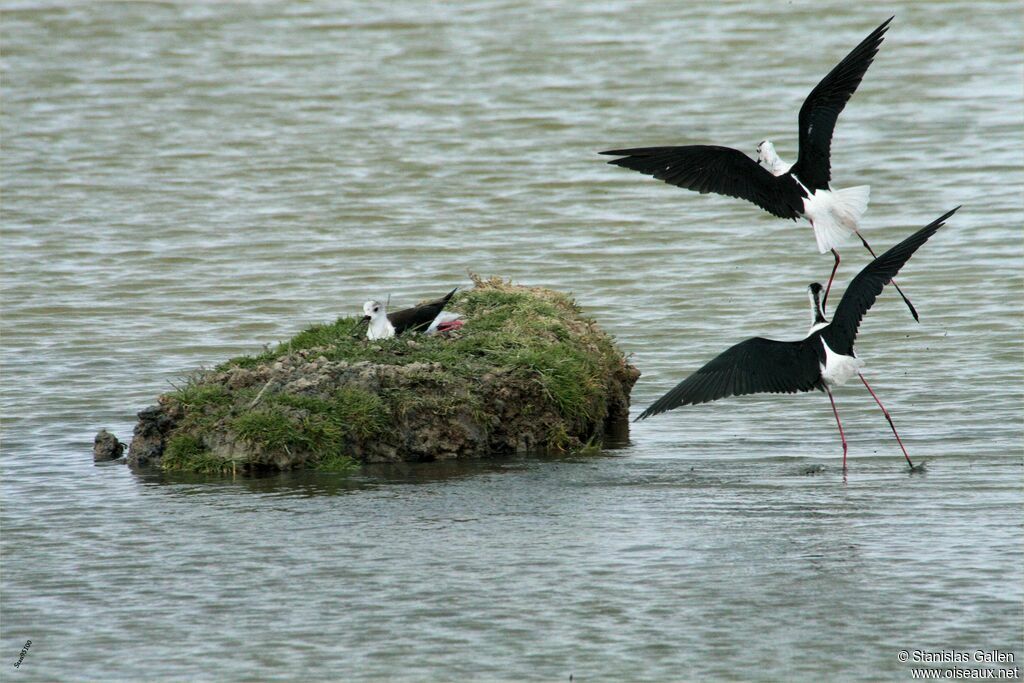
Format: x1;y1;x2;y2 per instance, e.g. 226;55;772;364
636;337;823;420
389;287;457;335
823;206;958;355
789;17;893;192
600;145;805;219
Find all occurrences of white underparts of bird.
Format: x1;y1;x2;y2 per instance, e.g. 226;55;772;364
363;300;395;340
808;283;865;388
635;206;961;471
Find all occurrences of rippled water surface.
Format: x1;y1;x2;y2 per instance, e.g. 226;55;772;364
2;1;1022;680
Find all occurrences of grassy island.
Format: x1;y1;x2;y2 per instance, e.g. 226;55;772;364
127;275;639;473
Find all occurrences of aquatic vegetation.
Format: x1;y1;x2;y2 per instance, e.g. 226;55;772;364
128;275;639;473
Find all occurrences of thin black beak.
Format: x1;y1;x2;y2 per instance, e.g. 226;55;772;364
361;315;370;322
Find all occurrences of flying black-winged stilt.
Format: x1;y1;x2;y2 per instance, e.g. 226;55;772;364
635;206;959;471
600;17;917;320
363;287;459;340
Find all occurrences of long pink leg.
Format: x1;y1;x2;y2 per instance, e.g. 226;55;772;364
823;249;840;314
859;373;914;469
855;231;918;322
826;387;848;471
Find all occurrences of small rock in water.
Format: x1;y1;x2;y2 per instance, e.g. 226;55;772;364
93;429;124;461
799;464;826;475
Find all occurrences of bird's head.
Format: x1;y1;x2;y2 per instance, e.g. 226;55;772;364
362;300;386;322
756;139;777;165
807;283;827;326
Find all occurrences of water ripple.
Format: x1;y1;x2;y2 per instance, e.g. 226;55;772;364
2;1;1022;681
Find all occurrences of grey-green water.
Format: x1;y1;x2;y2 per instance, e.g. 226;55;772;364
2;2;1022;681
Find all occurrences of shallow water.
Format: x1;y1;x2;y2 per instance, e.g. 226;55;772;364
2;1;1022;680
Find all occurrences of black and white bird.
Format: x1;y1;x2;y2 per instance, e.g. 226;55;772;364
636;207;959;471
362;287;458;340
601;17;916;320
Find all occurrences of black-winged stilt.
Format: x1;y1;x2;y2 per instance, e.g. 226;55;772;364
635;207;959;471
363;287;458;340
601;18;917;320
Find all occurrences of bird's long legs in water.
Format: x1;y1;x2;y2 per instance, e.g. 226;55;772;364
855;231;919;322
826;386;848;471
859;373;915;469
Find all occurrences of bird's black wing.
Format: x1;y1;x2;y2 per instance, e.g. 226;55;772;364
789;17;892;192
600;145;805;219
636;337;823;420
388;287;458;335
823;206;958;355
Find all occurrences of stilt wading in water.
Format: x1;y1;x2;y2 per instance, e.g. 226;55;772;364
636;207;959;472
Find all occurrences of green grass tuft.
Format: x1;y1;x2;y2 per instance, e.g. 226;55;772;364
230;406;300;454
162;434;233;474
168;381;231;411
313;452;359;472
224;387;388;463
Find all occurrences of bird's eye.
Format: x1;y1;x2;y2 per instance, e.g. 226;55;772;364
373;307;379;312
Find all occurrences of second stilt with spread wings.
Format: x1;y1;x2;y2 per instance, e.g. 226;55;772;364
635;207;959;471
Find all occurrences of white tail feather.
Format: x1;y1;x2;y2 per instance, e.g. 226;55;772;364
805;185;871;253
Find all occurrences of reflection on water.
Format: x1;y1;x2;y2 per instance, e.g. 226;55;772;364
133;430;634;497
2;1;1022;680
